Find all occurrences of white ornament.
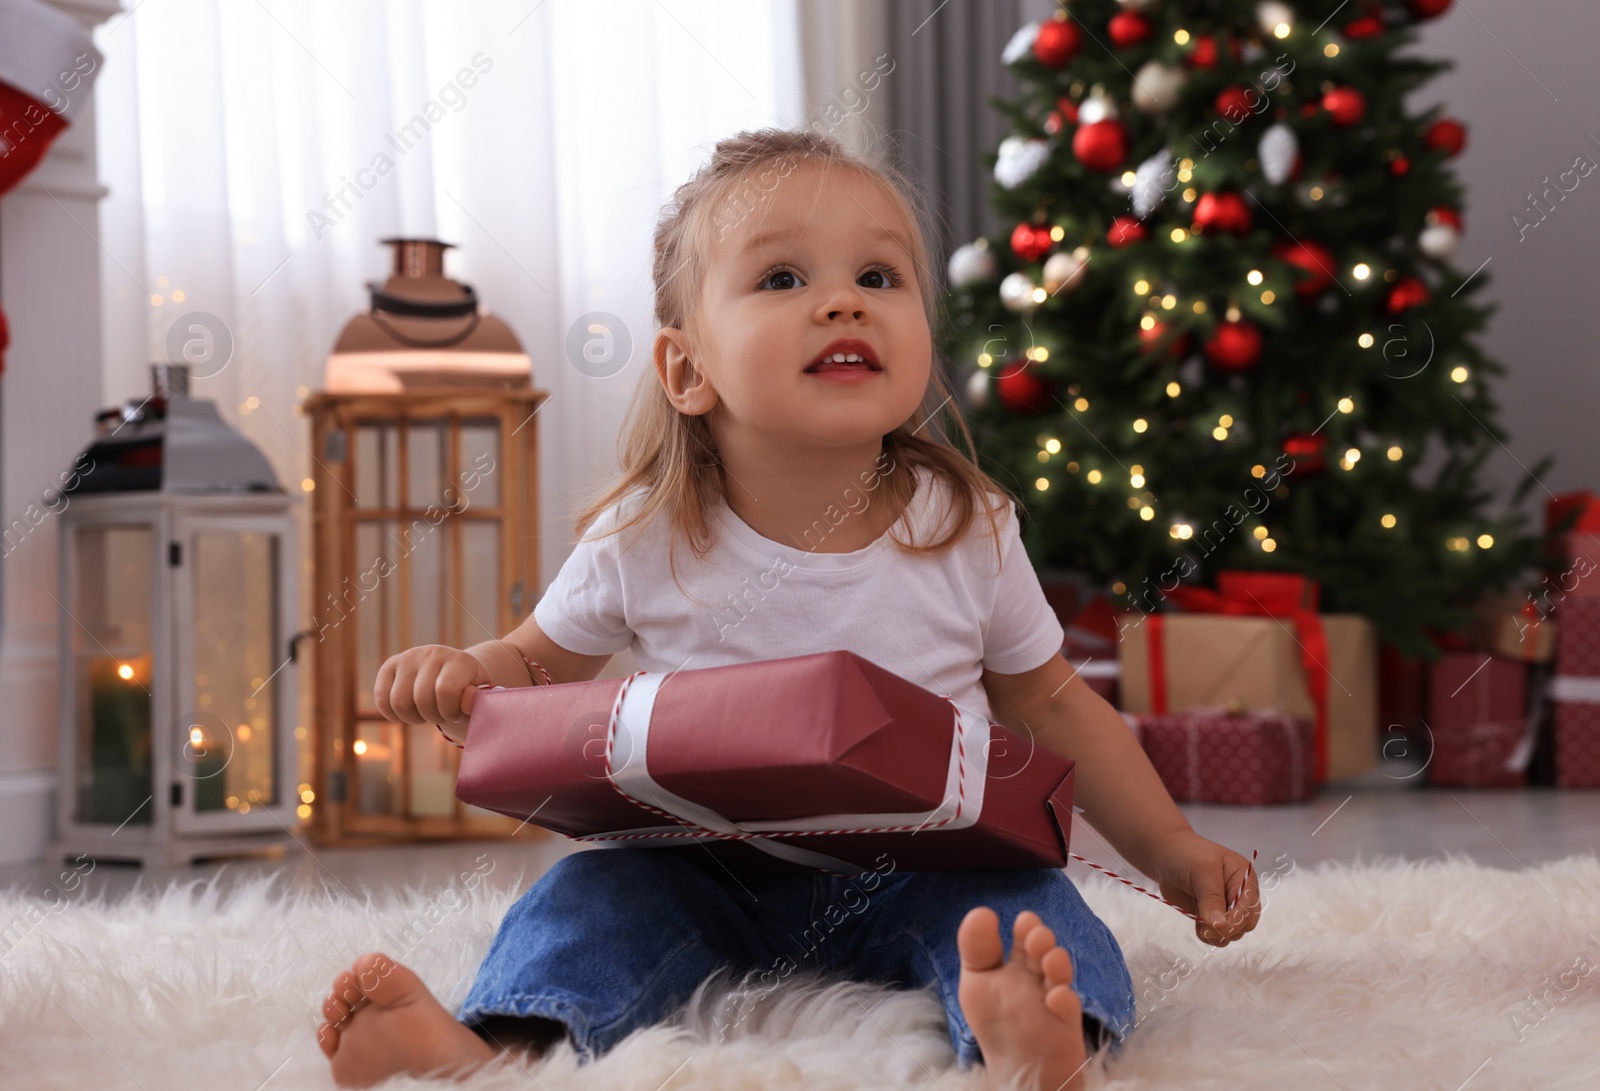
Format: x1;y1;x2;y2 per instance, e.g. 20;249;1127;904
1000;271;1041;313
1418;224;1461;260
1257;2;1295;38
948;239;999;288
1132;62;1188;116
995;135;1050;190
1043;250;1088;295
1132;148;1175;219
1077;90;1118;126
1258;123;1298;185
966;368;991;408
1001;22;1040;65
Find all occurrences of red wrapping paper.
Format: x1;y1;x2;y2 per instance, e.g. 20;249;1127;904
1426;653;1528;787
454;650;1077;874
1546;492;1600;599
1553;597;1600;788
1123;710;1317;805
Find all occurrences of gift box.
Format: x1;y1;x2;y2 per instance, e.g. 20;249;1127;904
455;650;1077;874
1545;492;1600;599
1124;710;1317;805
1470;592;1557;664
1426;653;1530;787
1117;572;1378;782
1552;597;1600;788
1062;595;1121;704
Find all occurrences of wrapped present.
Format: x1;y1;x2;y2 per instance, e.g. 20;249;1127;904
1118;571;1378;782
1470;592;1557;663
1426;652;1530;787
1123;710;1317;805
1552;598;1600;787
1061;595;1121;704
1545;491;1600;599
454;650;1076;874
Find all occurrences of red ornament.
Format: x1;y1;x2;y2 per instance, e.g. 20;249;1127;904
994;360;1056;415
1406;0;1453;20
1322;86;1367;126
1215;85;1256;123
1424;118;1467;157
1010;221;1055;262
1282;433;1329;476
1386;276;1431;313
1193;191;1252;236
1188;33;1241;70
1072;118;1129;172
1108;10;1153;48
1344;14;1385;38
1107;217;1148;247
1299;102;1320;119
1034;18;1083;68
1428;206;1464;231
1045;95;1080;134
1204;319;1263;372
1390;156;1411;177
1139;321;1191;361
1270;239;1338;298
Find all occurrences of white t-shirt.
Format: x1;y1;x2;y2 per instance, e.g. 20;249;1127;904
532;464;1066;721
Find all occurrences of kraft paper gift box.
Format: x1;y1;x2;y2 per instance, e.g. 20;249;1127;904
1552;597;1600;788
1470;592;1557;664
455;650;1077;874
1426;652;1530;788
1124;710;1317;805
1117;573;1379;783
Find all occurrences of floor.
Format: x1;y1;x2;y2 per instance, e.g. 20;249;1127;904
1;756;1595;906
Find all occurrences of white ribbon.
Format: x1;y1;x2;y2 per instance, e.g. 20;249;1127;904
1550;675;1600;703
578;671;991;873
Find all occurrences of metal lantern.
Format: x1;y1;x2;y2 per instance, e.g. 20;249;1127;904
48;364;301;867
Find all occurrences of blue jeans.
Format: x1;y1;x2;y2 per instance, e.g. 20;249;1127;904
454;847;1136;1069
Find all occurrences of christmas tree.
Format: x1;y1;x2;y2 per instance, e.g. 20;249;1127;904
940;0;1549;658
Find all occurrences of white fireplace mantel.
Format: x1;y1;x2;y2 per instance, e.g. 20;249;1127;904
0;0;122;866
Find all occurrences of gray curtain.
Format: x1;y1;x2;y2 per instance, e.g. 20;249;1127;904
881;0;1052;272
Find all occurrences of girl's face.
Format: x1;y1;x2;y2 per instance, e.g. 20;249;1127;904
669;160;933;457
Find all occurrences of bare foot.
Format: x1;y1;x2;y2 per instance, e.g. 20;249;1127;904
315;951;507;1088
957;908;1090;1091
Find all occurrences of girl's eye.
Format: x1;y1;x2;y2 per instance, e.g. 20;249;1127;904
760;267;801;290
859;265;905;290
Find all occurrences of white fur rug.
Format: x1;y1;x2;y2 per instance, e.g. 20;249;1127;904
3;854;1599;1090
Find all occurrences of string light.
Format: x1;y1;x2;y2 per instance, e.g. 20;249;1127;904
1035;477;1051;491
1273;21;1291;38
1050;225;1066;241
1139;506;1155;521
1353;263;1371;280
1338;397;1355;413
1171;228;1188;243
1261;538;1277;552
1183;187;1197;202
1253;526;1269;540
1127;496;1142;510
1174;28;1191;44
1044;438;1062;453
1324;43;1340;57
1140;315;1157;330
1477;533;1495;549
1074;396;1090;411
1170;522;1195;539
1133;417;1149;433
1247;270;1264;285
1213;425;1229;440
1192;300;1207;314
1219;414;1233;427
1381;514;1397;528
1251;464;1266;478
1387;445;1403;460
1447;536;1471;552
1161;294;1177;309
1087;469;1103;484
1130;472;1146;488
1451;366;1470;383
1167;381;1182;397
978;352;994;366
1261;290;1275;304
1121;171;1138;187
117;664;135;680
1358;333;1375;348
1032;287;1047;303
1134;279;1151;294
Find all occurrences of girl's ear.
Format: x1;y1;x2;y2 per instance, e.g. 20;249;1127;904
654;327;717;416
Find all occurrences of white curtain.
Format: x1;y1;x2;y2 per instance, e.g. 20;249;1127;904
93;0;804;599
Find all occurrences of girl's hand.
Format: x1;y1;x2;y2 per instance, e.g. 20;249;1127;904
1150;830;1262;947
374;645;493;730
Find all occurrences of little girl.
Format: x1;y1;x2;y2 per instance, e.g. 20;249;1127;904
316;128;1260;1090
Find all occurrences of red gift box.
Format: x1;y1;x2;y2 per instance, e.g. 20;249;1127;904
1545;492;1600;599
1123;710;1318;805
454;650;1077;874
1553;598;1600;787
1426;653;1529;787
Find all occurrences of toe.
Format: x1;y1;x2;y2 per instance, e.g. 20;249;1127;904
316;1021;339;1058
957;907;1004;972
323;993;352;1025
1022;919;1057;974
1044;981;1083;1024
352;951;427;1009
1041;944;1075;989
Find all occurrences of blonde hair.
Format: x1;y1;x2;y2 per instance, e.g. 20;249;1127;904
570;126;1024;589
